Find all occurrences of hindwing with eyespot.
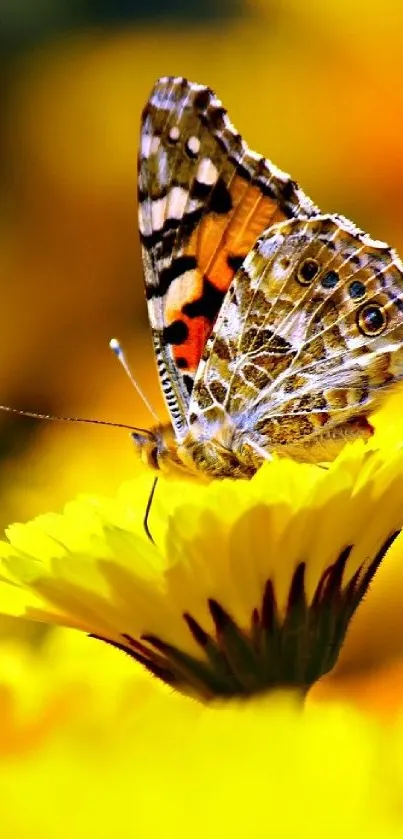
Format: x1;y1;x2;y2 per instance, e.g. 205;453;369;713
189;214;403;449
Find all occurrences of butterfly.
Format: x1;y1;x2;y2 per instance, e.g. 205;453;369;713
134;75;403;478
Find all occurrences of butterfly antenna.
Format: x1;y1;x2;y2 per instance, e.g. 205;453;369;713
0;404;151;435
109;338;160;423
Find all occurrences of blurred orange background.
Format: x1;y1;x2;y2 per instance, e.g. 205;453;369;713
1;0;403;710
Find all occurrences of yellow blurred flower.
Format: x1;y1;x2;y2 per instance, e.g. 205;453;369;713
0;608;402;836
0;441;402;700
0;626;158;757
0;686;403;837
2;607;403;836
3;605;403;835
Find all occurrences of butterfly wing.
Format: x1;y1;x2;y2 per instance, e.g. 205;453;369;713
189;214;403;456
138;76;318;437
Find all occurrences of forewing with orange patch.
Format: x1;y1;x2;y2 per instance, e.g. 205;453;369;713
138;76;318;436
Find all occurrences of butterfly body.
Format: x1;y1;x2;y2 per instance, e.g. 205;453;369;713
136;77;403;478
132;412;373;479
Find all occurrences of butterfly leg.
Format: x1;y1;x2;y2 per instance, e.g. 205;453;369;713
325;416;374;443
277;416;374;463
314;416;374;460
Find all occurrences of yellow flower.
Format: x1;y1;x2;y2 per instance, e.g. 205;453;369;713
0;685;403;837
0;441;402;700
0;625;162;761
1;612;403;836
2;603;403;835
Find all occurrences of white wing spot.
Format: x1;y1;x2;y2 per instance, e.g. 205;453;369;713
169;126;180;142
141;133;152;158
167;185;189;220
187;135;200;155
256;233;285;259
156;148;170;187
151;196;167;231
138;200;152;237
196;157;219;186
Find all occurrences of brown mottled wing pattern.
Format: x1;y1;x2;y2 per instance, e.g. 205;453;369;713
189;214;403;452
138;76;318;436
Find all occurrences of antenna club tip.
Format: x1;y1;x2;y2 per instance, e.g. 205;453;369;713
109;338;121;356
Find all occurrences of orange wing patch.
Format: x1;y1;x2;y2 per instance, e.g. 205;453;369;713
165;181;288;374
191;179;287;293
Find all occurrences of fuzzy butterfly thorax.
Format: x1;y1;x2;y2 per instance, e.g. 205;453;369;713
137;76;403;478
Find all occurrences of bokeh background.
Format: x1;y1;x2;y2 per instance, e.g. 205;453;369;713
0;0;403;712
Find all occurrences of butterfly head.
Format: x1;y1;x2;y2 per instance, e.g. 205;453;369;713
130;422;192;477
130;420;240;479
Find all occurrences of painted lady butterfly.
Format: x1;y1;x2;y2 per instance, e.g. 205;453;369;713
134;76;403;478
